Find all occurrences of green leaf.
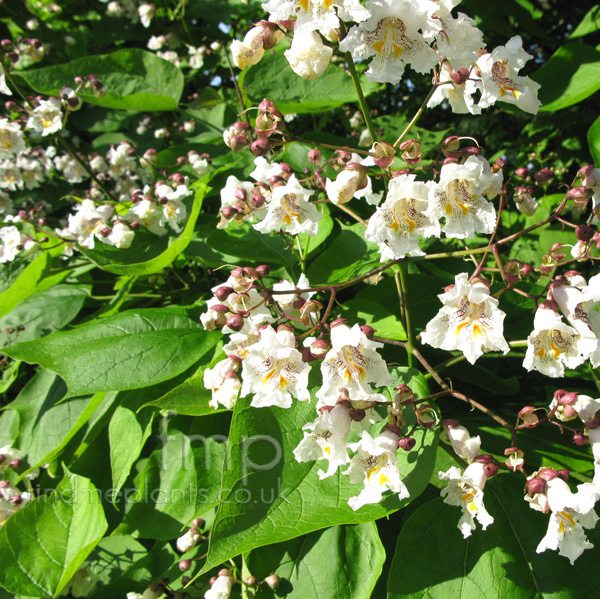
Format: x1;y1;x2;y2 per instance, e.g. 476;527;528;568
14;49;184;111
533;42;600;111
387;475;600;599
247;522;385;599
199;368;437;575
79;184;206;275
570;5;600;39
4;309;221;396
339;298;406;342
0;470;107;598
298;204;335;259
0;252;49;319
240;51;381;114
307;223;381;285
205;218;297;272
0;285;88;345
588;114;600;166
109;400;154;494
118;420;226;540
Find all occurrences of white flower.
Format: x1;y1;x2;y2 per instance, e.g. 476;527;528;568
176;528;201;553
339;0;439;84
432;8;484;69
346;429;409;510
241;326;310;409
523;305;595;377
188;151;209;175
476;36;541;115
421;273;509;364
272;273;318;322
67;200;114;249
0;63;12;96
532;477;599;564
294;404;353;479
285;30;332;79
365;173;440;259
0;225;36;263
61;563;99;598
553;273;600;367
427;62;482;115
317;322;395;407
513;186;538;215
429;155;502;239
326;162;381;207
231;26;271;70
0;119;25;158
443;423;481;463
107;222;134;249
127;588;161;599
205;574;234;599
156;50;181;67
138;3;155;27
203;356;242;410
147;35;166;50
264;0;369;37
253;175;321;236
26;97;63;137
188;45;206;69
155;183;191;233
128;198;165;235
439;462;493;538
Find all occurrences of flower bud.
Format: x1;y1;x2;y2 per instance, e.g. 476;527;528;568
556;469;570;482
192;517;205;528
255;264;270;277
398;139;422;165
226;314;244;332
483;463;499;477
308;148;322;164
537;467;558;482
179;560;192;572
398;437;416;451
310;339;329;359
526;477;546;495
576;224;595;242
264;574;281;589
441;135;461;155
573;432;588;446
229;135;250;152
258;99;284;120
394;384;413;405
566;185;590;200
218;568;232;577
372;141;396;168
534;168;553;184
299;299;322;326
251;138;271;157
504;447;524;471
359;325;375;339
415;405;438;428
247;576;259;587
518;406;539;428
450;67;470;85
214;286;234;301
515;167;528;178
349;408;366;421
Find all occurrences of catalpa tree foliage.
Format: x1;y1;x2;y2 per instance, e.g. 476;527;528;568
0;0;600;598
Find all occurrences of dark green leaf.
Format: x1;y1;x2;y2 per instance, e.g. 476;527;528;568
247;522;385;599
533;42;600;111
15;49;184;111
4;309;221;396
0;252;49;319
0;470;107;597
240;51;381;114
199;368;437;575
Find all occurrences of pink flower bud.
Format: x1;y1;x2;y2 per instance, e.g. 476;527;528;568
226;314;244;332
310;339;329;359
483;463;499;477
349;408;366;421
537;467;558;481
359;325;375;339
526;477;546;495
251;138;271;156
515;167;528;177
534;169;553;184
398;437;416;451
576;225;595;242
573;432;588;446
308;148;322;164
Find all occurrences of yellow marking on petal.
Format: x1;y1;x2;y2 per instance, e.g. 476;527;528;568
323;0;334;8
367;464;380;481
461;489;475;506
400;203;416;232
298;0;309;10
549;340;561;359
283;215;292;225
455;321;468;337
372;40;385;55
279;373;288;389
445;203;454;215
473;323;482;338
343;368;353;383
561;511;576;526
262;368;277;385
324;446;331;456
379;472;390;485
393;43;403;58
